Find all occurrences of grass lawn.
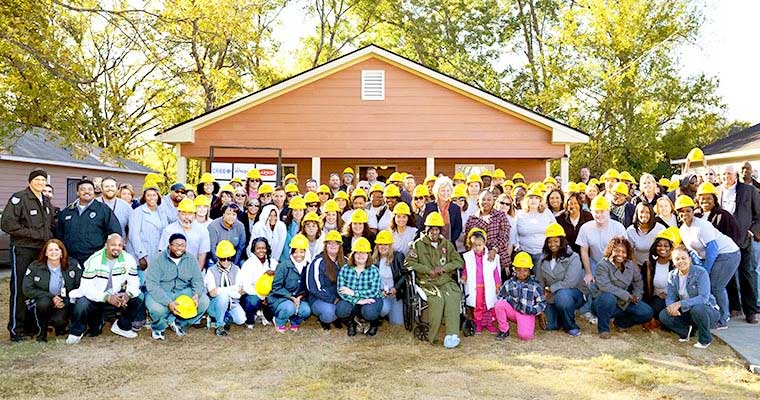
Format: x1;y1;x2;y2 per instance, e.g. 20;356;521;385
1;277;759;400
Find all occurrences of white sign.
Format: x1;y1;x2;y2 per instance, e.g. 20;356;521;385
256;163;278;184
211;162;280;184
211;162;233;180
233;163;256;178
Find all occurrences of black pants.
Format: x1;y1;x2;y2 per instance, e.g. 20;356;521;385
727;245;759;316
8;245;40;337
70;296;143;337
30;297;70;336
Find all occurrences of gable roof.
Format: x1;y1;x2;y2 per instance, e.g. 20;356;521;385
0;127;154;174
157;44;588;146
671;122;760;165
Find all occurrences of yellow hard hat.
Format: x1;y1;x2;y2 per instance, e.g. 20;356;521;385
656;226;682;247
246;169;262;180
255;273;274;297
601;168;619;181
619;171;636;184
466;227;487;245
199;172;215;184
220;184;235;194
383;184;401;198
388;172;403;183
577;182;587;192
534;182;547;193
343;167;355;175
413;185;430;198
351;188;368;200
466;173;482;185
177;198;196;213
323;199;340;213
590;195;610;211
283;173;298;183
285;183;300;194
424;175;437;185
512;173;525;181
174;294;198;319
229;177;243;185
318;184;331;194
288;196;306;210
289;234;309;250
658;178;671;187
258;184;273;195
350;209;369;224
424;211;445;227
545;222;566;238
480;169;492;178
611;182;629;196
588;178;600;186
303;191;319;204
502;180;514;188
512;252;534;269
566;182;579;193
215;240;236;259
544;176;558;185
375;230;394;245
142;181;160;193
687;147;704;162
453;184;467;198
324;230;343;243
697;182;718;196
453;172;466;181
369;183;384;194
335;191;349;201
301;211;322;227
674;195;696;210
668;180;680;192
193;195;211;207
145;173;165;184
393;202;411;216
526;187;544;198
351;237;372;253
493;169;506;179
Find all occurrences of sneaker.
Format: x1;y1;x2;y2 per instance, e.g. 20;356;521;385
246;324;255;330
111;323;138;339
168;320;186;337
694;341;711;349
215;326;228;337
583;312;598;325
131;320;145;332
290;324;300;332
151;330;165;340
65;334;82;345
443;334;461;349
599;332;611;339
568;329;581;337
495;331;510;341
275;324;287;333
716;323;728;330
678;326;693;342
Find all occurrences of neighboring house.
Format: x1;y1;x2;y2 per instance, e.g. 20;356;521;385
672;122;760;173
157;44;588;186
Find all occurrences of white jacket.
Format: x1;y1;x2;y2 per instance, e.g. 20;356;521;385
463;249;500;309
75;248;140;302
239;255;278;299
249;204;287;260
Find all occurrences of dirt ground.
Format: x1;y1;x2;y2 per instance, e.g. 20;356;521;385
0;278;759;400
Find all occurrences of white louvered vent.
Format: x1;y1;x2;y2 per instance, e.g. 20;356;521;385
361;70;385;100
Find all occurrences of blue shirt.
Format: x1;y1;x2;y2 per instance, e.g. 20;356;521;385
48;264;63;296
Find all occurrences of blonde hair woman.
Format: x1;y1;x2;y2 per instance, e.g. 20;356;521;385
422;176;462;241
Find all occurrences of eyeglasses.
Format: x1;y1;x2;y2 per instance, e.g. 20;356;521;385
247;202;259;207
307;203;320;208
248;178;261;182
455;197;467;202
499;201;511;206
414;197;425;200
235;193;246;197
286;193;297;197
218;257;233;262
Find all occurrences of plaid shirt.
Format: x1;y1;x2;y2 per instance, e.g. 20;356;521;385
499;276;547;315
338;264;382;304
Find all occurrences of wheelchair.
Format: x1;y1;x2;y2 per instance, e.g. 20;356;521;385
403;268;475;341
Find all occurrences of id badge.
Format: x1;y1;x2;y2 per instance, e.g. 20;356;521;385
60;287;67;298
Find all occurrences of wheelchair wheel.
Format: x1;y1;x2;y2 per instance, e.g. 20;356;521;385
413;323;429;342
462;318;476;337
403;282;415;331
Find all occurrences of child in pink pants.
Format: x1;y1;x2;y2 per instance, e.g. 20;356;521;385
494;252;547;341
461;229;501;334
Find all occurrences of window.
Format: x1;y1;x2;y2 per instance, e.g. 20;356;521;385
66;178;81;205
361;70;385;100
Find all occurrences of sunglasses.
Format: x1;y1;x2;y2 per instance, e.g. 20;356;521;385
235;193;246;197
174;190;186;194
499;201;511;206
414;197;425;200
218;257;233;262
286;193;297;197
248;178;262;182
455;197;467;202
307;203;320;208
247;202;259;207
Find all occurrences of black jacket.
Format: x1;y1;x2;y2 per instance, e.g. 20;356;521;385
385;251;408;299
695;206;742;245
610;202;635;228
1;187;55;248
422;201;462;242
720;182;760;248
556;210;594;254
342;233;376;255
55;200;121;264
22;258;82;303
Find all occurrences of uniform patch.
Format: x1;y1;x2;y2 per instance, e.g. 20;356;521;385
34;276;40;282
11;197;20;205
30;210;37;216
69;271;75;278
89;211;96;219
46;207;49;214
25;269;31;276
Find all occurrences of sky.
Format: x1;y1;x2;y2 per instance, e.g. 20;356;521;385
274;0;759;124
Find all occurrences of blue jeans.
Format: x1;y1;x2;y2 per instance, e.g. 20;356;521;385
593;292;653;333
310;299;338;324
710;251;740;325
208;293;245;326
274;300;311;327
646;296;667;321
336;299;383;321
381;296;404;325
579;258;598;315
240;295;269;324
753;240;760;308
659;303;719;345
544;288;584;331
145;289;209;332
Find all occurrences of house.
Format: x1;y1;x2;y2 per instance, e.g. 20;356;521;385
157;44;588;186
0;127;154;208
671;122;760;174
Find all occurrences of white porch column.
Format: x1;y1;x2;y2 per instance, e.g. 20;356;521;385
545;160;551;178
561;145;571;186
426;157;435;177
175;144;187;183
311;157;321;184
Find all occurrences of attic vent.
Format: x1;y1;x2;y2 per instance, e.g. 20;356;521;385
361;70;385;100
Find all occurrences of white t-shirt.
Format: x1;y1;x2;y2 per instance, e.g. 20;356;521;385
576;220;627;264
679;217;739;259
653;262;670;295
626;223;666;266
678;272;690;300
514;209;556;254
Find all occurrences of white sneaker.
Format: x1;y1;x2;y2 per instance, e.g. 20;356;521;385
66;334;82;345
151;330;165;340
694;341;711;349
582;312;598;325
246;324;254;330
111;322;138;339
168;320;186;337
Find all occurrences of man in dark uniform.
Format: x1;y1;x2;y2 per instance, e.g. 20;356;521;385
1;168;55;341
55;179;121;266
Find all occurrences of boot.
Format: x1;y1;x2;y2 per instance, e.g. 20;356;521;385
365;320;380;337
36;330;48;343
319;321;332;330
347;320;357;337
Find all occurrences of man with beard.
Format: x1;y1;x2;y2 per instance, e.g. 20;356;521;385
159;183;187;224
146;233;209;340
96;177;132;237
158;198;210;268
67;234;143;344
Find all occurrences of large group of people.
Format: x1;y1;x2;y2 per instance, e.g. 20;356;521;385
3;155;760;351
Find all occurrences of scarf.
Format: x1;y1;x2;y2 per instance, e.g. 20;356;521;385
610;204;626;222
219;263;232;288
436;198;451;225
